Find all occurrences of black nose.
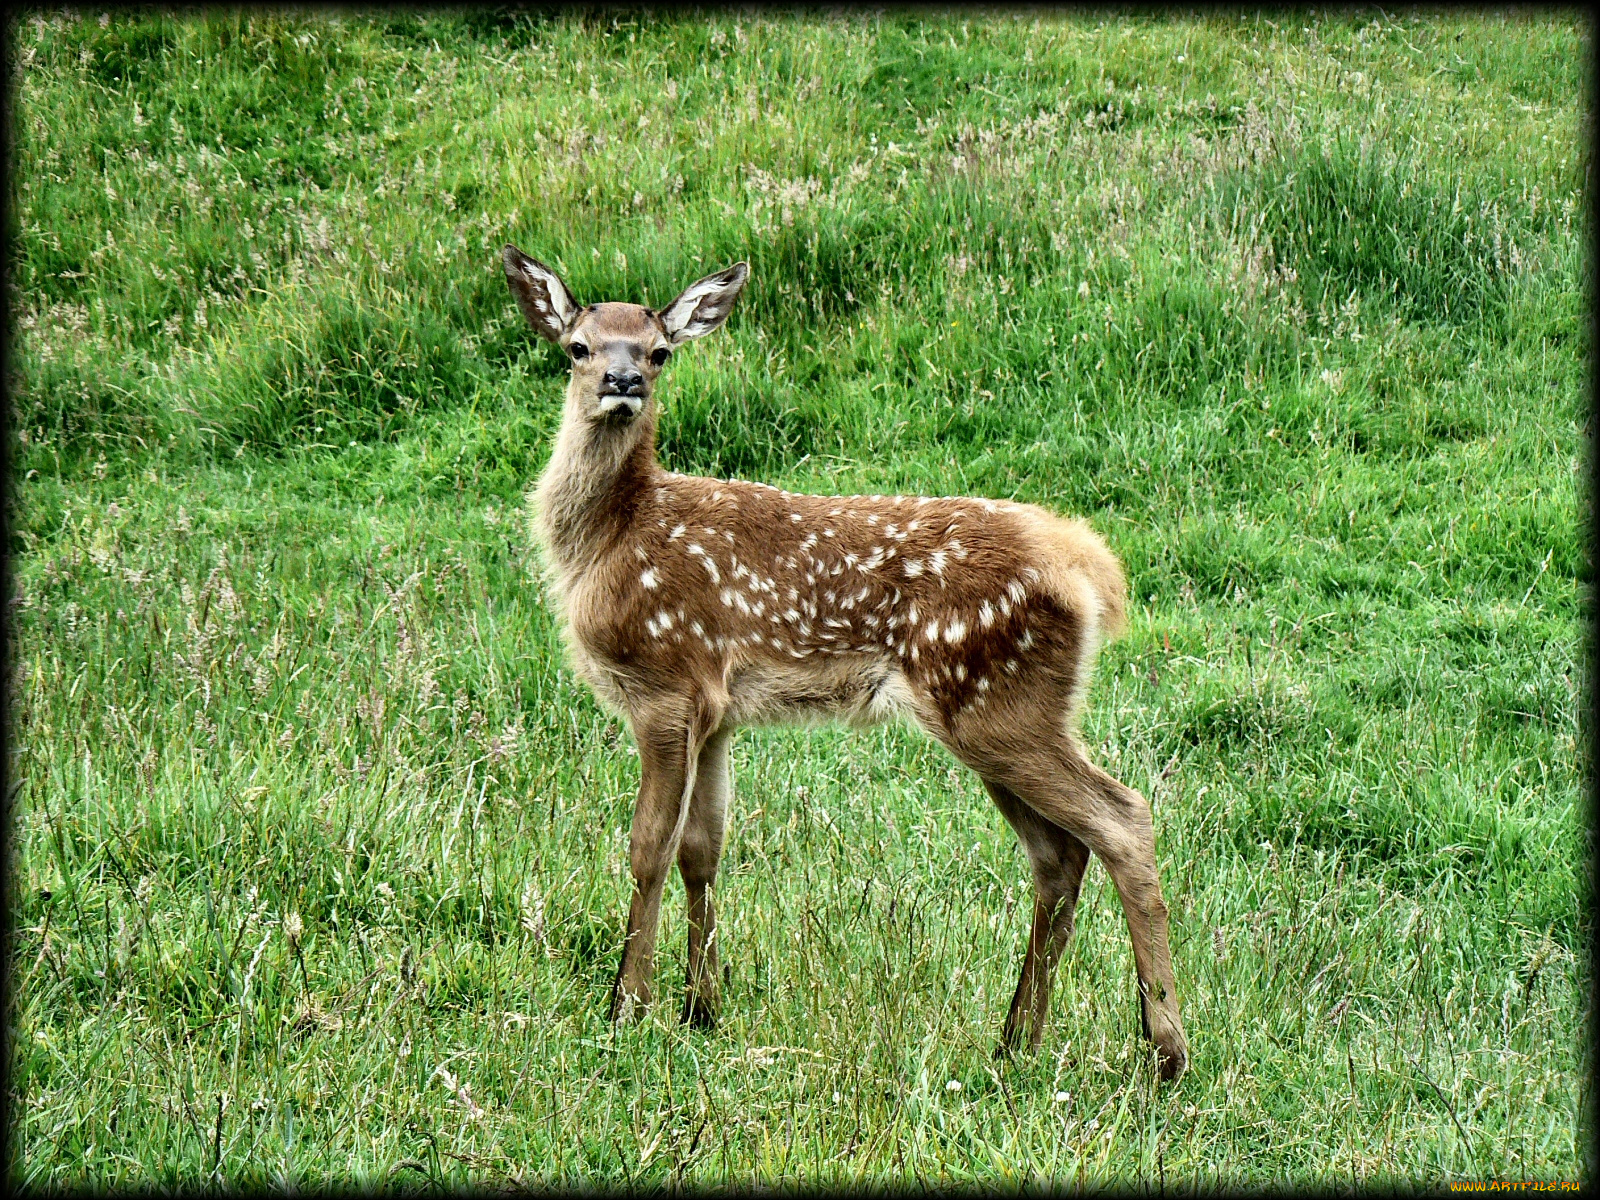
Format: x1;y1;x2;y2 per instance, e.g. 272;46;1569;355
603;369;645;394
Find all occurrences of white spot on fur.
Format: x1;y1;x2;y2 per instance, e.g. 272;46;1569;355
1017;628;1035;651
944;618;967;644
978;600;995;628
903;559;924;578
1008;580;1027;603
929;549;947;576
640;568;659;590
790;513;803;522
924;619;941;642
669;523;686;540
655;611;674;631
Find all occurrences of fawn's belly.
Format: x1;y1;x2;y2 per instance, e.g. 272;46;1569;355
564;620;919;731
725;653;918;728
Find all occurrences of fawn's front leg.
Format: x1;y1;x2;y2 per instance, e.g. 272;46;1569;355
678;726;732;1027
611;705;713;1022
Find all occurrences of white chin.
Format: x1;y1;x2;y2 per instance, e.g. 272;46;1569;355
597;397;643;420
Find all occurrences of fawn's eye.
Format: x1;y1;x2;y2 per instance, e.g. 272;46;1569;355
650;347;671;367
568;342;589;360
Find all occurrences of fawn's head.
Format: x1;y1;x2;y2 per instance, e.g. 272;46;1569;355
503;245;748;425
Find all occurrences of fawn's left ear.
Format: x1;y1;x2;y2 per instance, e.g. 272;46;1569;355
660;262;749;345
503;245;578;343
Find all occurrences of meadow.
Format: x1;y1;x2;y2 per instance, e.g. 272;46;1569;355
7;8;1590;1187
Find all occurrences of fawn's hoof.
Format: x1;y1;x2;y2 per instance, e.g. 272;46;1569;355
1145;1010;1188;1082
1138;988;1188;1082
610;987;647;1025
1154;1040;1187;1082
993;1027;1028;1061
681;994;718;1030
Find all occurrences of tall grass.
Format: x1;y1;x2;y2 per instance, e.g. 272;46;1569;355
8;9;1589;1187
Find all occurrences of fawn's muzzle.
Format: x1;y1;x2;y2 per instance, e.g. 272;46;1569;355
596;368;646;422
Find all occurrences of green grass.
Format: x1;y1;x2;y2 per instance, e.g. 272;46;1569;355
8;8;1589;1188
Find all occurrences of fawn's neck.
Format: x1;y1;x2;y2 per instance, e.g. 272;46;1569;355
534;386;661;579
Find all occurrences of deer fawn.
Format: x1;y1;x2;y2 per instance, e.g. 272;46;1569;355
503;244;1189;1080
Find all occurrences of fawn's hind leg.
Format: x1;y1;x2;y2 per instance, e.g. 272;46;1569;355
986;780;1091;1056
971;737;1188;1081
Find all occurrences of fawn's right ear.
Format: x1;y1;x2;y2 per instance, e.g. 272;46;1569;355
503;245;578;343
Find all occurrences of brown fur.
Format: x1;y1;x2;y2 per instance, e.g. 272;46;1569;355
503;245;1188;1078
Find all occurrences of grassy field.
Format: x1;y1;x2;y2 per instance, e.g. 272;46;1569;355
7;8;1590;1188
